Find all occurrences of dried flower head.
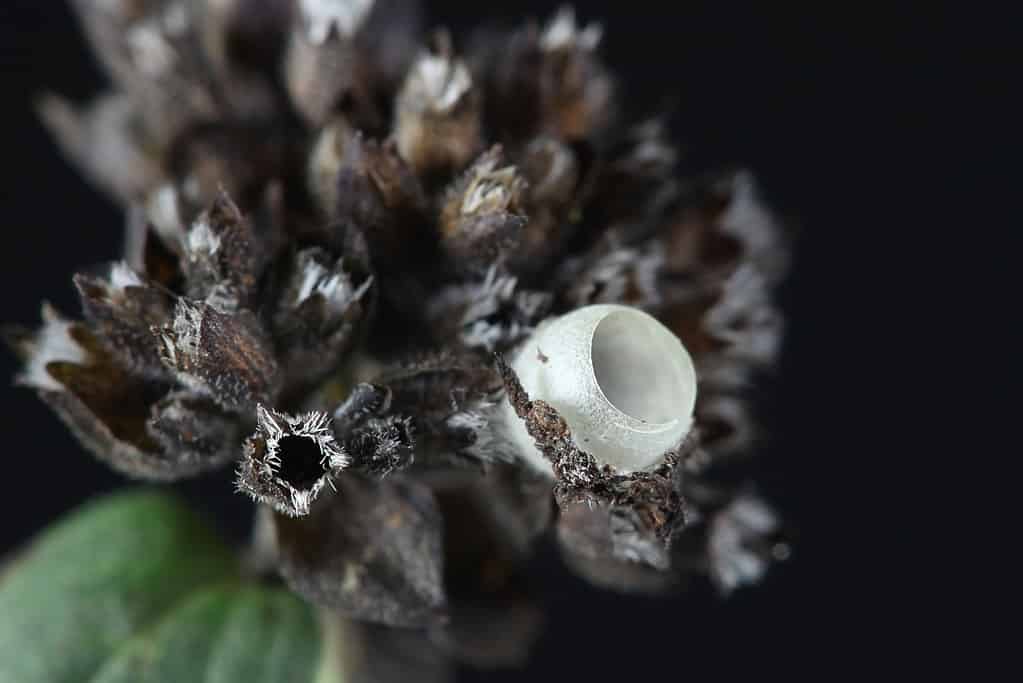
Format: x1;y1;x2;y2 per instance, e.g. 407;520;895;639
10;0;791;663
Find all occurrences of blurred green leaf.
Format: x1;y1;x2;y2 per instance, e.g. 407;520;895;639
89;585;323;683
0;491;340;683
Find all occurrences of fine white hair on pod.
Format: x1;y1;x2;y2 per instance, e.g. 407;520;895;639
501;304;697;476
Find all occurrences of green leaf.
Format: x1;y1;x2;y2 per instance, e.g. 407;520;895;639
89;586;323;683
0;491;343;683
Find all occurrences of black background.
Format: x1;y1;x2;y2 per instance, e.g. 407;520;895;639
0;0;995;679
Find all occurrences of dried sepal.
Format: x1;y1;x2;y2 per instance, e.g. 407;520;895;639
439;147;527;270
236;405;350;517
274;476;446;627
395;37;482;174
7;305;231;481
156;298;281;411
73;262;174;379
272;247;373;395
427;266;552;352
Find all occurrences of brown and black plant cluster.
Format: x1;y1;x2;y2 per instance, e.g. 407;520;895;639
7;0;790;668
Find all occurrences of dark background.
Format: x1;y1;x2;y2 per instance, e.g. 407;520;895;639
0;0;991;678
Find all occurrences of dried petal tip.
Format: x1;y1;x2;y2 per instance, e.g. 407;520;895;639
237;405;350;517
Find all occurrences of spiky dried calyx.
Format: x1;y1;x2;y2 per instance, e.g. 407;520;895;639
11;0;791;652
237;406;350;517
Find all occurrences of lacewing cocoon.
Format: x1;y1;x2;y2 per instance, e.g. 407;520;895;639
503;304;697;475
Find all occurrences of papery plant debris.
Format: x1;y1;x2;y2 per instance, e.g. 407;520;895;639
7;0;791;671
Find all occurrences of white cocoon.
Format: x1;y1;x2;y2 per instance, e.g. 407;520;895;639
502;304;697;476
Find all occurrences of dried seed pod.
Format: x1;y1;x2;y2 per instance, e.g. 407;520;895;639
180;191;264;311
395;40;482;174
73;262;174;379
439;147;527;270
274;475;446;627
475;7;614;143
236;405;350;517
272;247;373;395
323;130;430;265
535;7;614;140
156;298;281;411
7;305;233;481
